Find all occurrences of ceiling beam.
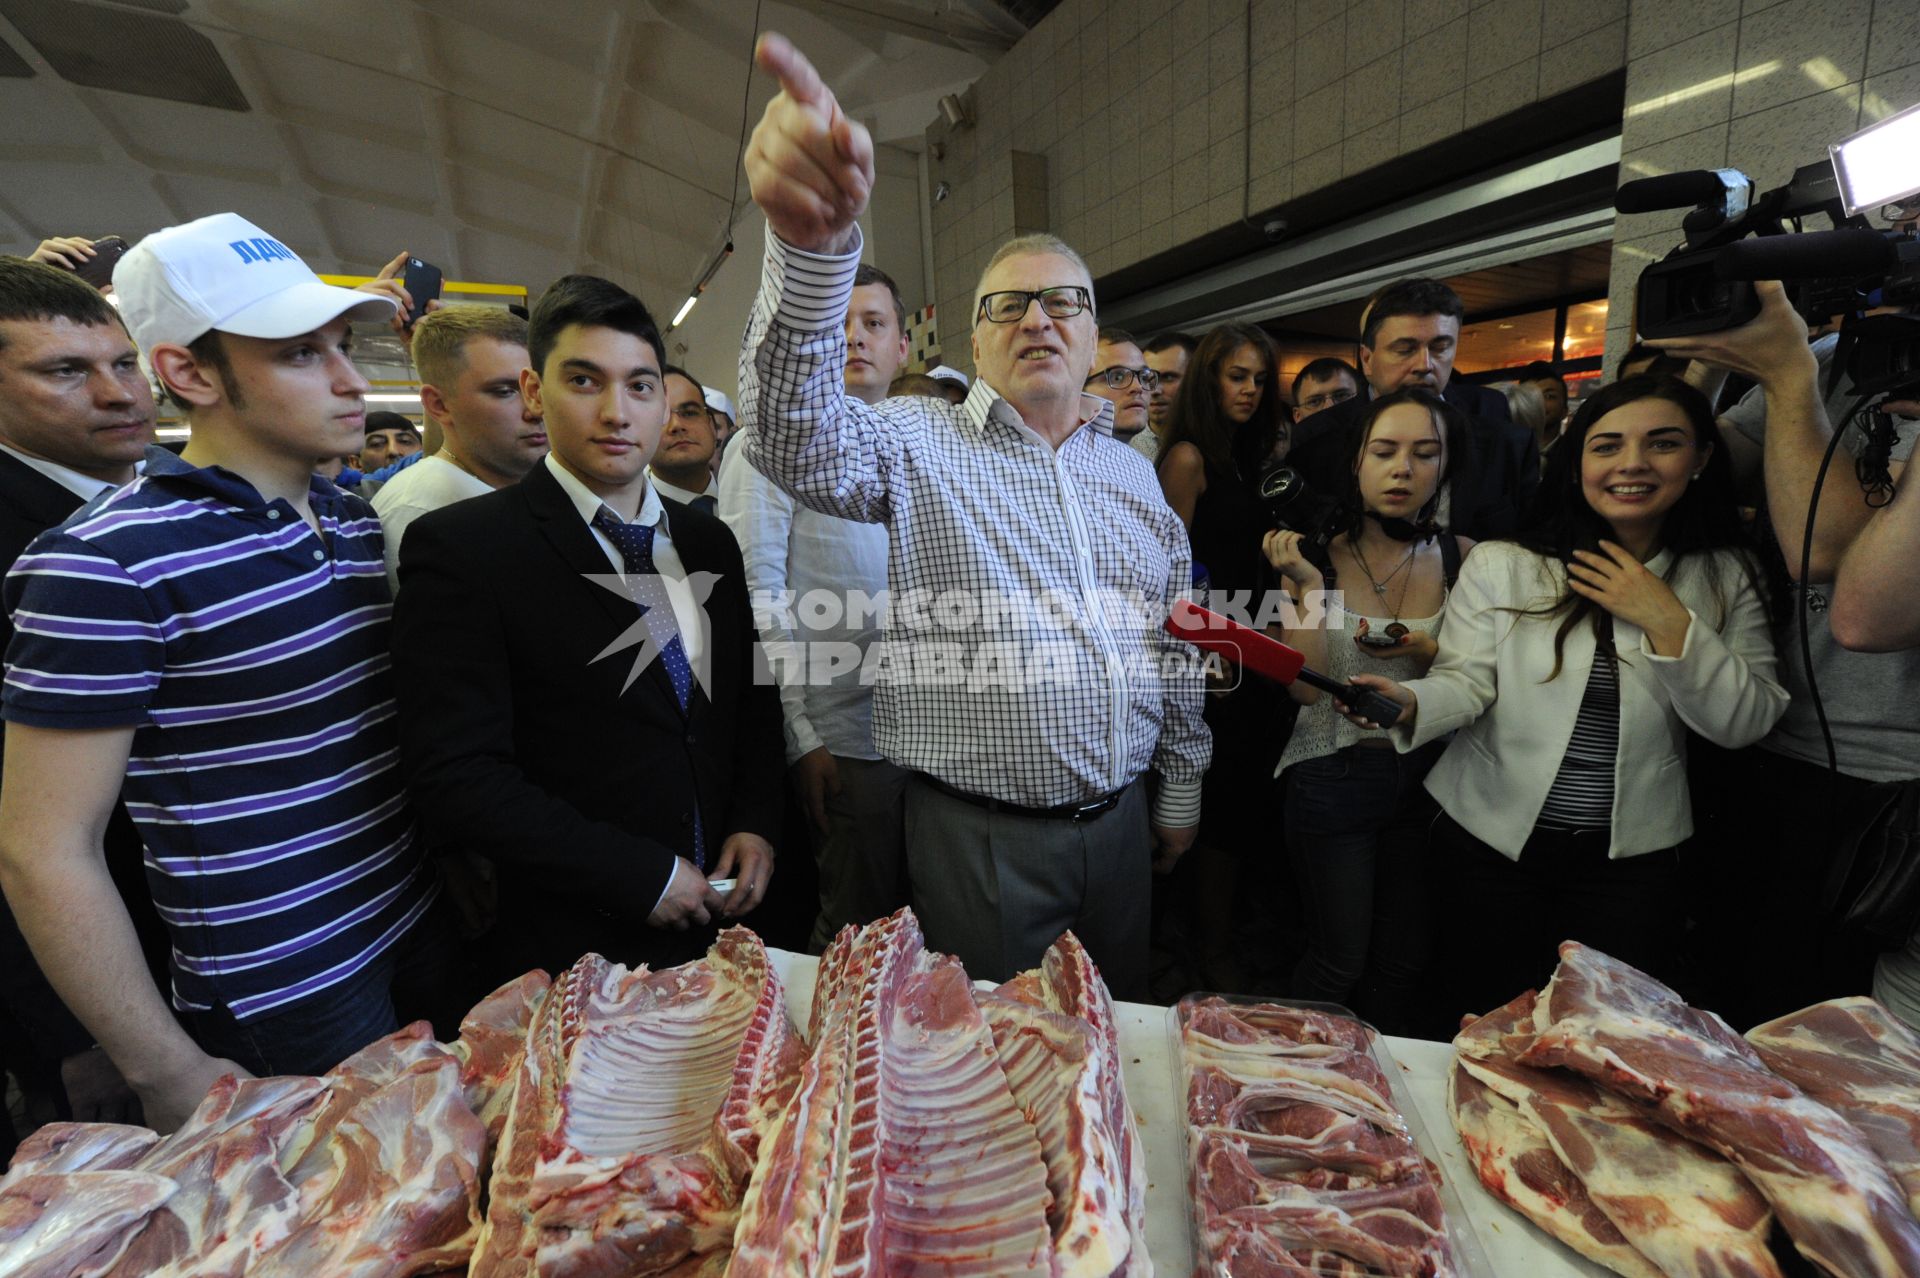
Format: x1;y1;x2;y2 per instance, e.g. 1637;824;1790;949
773;0;1022;55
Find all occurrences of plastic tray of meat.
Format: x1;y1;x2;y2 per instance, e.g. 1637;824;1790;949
1170;993;1492;1278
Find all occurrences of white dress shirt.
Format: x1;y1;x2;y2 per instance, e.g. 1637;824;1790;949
718;426;890;764
650;471;717;508
543;453;706;673
738;224;1208;825
0;441;130;502
372;454;493;592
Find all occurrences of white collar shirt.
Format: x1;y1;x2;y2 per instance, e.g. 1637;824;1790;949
737;224;1208;824
0;441;137;502
542;452;705;672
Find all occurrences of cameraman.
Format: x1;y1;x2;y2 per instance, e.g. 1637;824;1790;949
1651;276;1920;1029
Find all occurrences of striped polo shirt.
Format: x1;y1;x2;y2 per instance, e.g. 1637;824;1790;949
2;447;437;1021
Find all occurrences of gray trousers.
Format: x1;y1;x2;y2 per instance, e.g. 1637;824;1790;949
808;756;911;952
903;777;1150;999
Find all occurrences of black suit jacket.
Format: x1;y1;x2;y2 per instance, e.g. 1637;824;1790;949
0;451;167;1071
1288;381;1540;540
391;461;784;974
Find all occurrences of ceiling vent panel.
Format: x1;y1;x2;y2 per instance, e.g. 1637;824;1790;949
0;0;248;109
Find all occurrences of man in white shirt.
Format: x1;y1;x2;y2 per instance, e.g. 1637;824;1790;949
739;35;1208;994
720;259;907;949
650;366;720;512
373;305;545;591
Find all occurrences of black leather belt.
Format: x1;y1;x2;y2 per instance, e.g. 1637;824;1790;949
912;772;1130;822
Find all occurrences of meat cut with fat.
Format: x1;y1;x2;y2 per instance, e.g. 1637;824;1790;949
1180;998;1460;1278
449;968;553;1150
1446;1059;1659;1278
0;1124;158;1183
984;931;1150;1277
727;909;1056;1277
1453;992;1779;1278
472;927;803;1277
0;1171;176;1278
1521;942;1920;1278
1747;997;1920;1218
250;1052;486;1278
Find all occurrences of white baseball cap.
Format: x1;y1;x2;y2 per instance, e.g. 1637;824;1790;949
703;387;736;418
927;364;969;389
115;212;396;351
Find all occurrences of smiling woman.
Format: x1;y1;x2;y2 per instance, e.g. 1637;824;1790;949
1343;375;1788;1026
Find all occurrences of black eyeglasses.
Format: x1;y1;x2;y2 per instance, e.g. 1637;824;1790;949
1085;365;1160;391
976;287;1092;324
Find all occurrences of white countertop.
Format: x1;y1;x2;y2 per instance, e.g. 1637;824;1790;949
766;948;1608;1278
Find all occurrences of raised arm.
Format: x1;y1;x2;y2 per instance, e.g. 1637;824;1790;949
1831;454;1920;651
736;34;909;525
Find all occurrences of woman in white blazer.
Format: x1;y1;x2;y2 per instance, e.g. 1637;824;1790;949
1347;376;1788;1016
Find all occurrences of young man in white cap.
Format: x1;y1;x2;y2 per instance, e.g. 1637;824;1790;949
0;213;450;1131
925;364;969;405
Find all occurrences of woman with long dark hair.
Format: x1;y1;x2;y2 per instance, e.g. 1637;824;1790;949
1264;388;1470;1033
1348;375;1788;1019
1155;323;1288;988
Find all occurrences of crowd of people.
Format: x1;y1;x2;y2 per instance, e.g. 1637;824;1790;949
0;33;1914;1150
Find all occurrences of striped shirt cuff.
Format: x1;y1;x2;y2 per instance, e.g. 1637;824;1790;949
764;223;864;332
1152;775;1202;829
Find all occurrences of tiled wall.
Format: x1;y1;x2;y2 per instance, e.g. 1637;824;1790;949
922;0;1913;375
1603;0;1920;364
923;0;1631;372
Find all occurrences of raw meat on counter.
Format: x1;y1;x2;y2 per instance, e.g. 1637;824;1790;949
1518;942;1920;1278
1451;992;1779;1278
472;927;803;1277
726;909;1056;1277
1747;996;1920;1218
983;931;1151;1278
1179;997;1462;1278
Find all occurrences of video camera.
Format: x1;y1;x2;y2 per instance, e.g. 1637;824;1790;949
1620;106;1920;499
1621;161;1920;343
1259;465;1342;551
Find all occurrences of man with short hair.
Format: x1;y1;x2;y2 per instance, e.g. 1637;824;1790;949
719;256;907;950
1517;359;1568;427
1137;331;1195;463
1086;326;1154;444
1289;277;1539;537
1290;357;1361;423
357;410;420;472
739;36;1208;994
651;366;720;511
845;264;910;404
373;305;544;590
0;213;450;1129
392;275;784;977
0;256;163;1142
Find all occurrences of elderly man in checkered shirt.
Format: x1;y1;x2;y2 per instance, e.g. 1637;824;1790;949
737;35;1210;995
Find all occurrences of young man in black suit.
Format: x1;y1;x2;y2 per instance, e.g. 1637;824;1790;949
391;276;783;976
0;255;163;1143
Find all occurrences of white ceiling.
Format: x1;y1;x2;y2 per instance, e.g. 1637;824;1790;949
0;0;1015;314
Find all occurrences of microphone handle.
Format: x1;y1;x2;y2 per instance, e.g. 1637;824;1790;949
1294;667;1405;728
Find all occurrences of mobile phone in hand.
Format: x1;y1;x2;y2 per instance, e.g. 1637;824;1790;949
75;236;129;289
400;256;442;324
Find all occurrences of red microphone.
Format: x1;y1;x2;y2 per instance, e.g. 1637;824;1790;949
1164;599;1405;728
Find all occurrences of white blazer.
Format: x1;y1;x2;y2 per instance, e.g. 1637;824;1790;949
1394;540;1788;859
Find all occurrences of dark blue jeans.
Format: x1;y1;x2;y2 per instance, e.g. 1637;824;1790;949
1282;742;1442;1034
185;897;469;1076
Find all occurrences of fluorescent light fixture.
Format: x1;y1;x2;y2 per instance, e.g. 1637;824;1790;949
672;295;698;326
1831;101;1920;215
364;393;422;403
